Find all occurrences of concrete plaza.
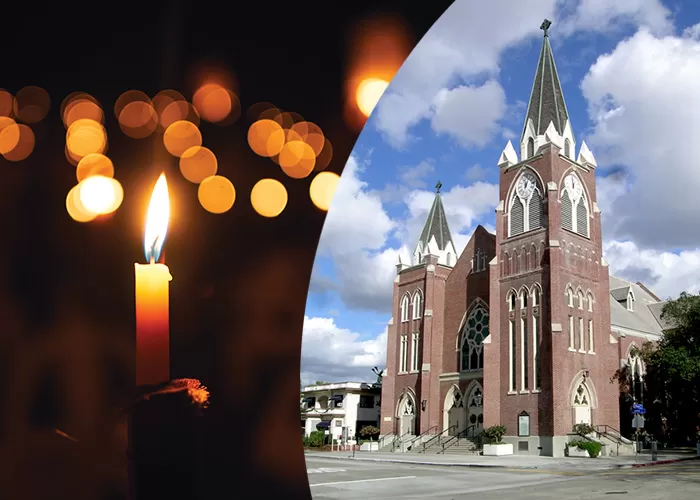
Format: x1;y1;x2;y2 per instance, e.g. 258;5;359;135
306;454;700;500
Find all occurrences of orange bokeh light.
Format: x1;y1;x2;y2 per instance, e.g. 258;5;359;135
278;141;316;179
314;137;334;171
118;101;158;139
114;90;151;120
1;123;35;161
13;86;51;124
163;120;202;157
356;78;389;118
250;178;288;218
76;153;115;182
0;117;20;154
66;184;97;223
179;146;218;184
0;90;13;117
160;100;201;129
78;175;124;216
309;171;341;211
197;175;236;214
66;119;108;158
193;83;240;124
62;93;103;128
248;119;286;158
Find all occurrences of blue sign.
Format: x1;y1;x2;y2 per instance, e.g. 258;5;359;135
631;403;646;415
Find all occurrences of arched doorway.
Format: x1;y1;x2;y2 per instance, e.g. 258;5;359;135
466;382;484;436
443;385;465;436
572;381;592;426
397;392;416;436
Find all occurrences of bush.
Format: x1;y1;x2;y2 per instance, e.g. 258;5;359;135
482;425;507;444
573;423;595;436
569;439;602;458
303;430;325;447
359;425;380;440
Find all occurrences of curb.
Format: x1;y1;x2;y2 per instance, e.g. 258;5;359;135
306;454;516;469
628;456;699;468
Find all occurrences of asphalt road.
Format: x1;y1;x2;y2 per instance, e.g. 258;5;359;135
306;456;700;500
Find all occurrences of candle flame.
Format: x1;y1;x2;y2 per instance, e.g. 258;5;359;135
144;173;170;263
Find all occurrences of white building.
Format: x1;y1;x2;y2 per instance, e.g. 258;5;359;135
301;382;381;442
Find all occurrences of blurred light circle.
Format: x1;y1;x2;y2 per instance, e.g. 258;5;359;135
161;100;201;129
248;119;285;157
76;153;115;182
356;78;389;117
163;120;202;157
118;101;158;139
66;184;97;223
193;83;233;123
314;137;334;171
114;90;151;121
78;175;124;215
153;90;187;130
0;117;20;154
0;90;13;117
179;146;218;184
309;171;340;211
13;86;51;124
2;124;35;161
246;102;277;122
66;119;107;158
250;178;288;218
197;175;236;214
278;141;316;179
63;95;104;128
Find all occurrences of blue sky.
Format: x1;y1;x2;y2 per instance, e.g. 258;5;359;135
301;0;700;385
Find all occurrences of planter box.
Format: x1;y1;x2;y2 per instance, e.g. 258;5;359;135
483;443;513;456
568;446;590;458
360;442;379;451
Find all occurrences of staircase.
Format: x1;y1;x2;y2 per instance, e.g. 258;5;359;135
439;436;480;455
594;425;636;456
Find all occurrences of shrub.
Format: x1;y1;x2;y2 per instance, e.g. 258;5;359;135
569;439;602;458
482;425;507;444
359;425;380;440
305;430;325;447
573;423;595;436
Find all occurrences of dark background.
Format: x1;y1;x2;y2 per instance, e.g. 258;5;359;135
0;1;453;498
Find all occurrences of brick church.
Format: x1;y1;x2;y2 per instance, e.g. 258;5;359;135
379;21;668;457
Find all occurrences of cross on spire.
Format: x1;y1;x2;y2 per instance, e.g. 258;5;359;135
540;18;552;37
435;180;443;193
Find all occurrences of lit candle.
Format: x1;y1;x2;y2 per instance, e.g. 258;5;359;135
135;173;172;386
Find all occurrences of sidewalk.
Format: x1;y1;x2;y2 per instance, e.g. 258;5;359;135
305;449;699;472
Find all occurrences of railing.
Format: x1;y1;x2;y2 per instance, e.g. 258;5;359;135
391;431;413;452
438;425;482;454
595;425;627;443
419;425;456;453
404;425;438;451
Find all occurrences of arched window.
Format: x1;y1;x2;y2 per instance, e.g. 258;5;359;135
527;137;535;158
400;295;410;322
508;291;516;312
509;172;543;237
460;306;488;371
520;288;528;309
566;286;574;307
587;293;594;312
627;291;635;312
532;286;541;307
561;173;590;237
446;253;452;266
564;138;571;158
577;290;584;310
412;291;423;320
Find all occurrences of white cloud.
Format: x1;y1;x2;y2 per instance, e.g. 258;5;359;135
431;81;508;148
399;159;435;188
603;241;700;300
559;0;673;37
300;316;387;384
582;27;700;250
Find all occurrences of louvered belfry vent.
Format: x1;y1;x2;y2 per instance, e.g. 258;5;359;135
511;197;525;235
561;191;573;232
529;190;542;230
576;200;588;237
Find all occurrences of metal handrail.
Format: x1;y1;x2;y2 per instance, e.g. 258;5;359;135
595;424;627;443
391;431;413;452
439;425;477;453
405;425;438;451
420;425;456;453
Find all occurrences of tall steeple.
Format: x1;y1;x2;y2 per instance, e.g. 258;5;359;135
412;181;456;267
518;19;576;163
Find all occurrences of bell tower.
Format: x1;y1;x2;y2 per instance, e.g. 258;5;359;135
484;19;618;457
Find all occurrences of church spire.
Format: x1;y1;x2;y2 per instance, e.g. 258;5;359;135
521;19;571;142
413;181;456;267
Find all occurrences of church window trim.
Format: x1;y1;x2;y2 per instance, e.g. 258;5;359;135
527;137;535;158
507;290;517;312
410;332;420;372
566;286;574;307
627;290;635;311
460;303;488;372
508;170;544;238
560;172;590;238
412;290;423;320
508;319;517;394
568;315;575;351
577;289;584;310
578;317;585;353
521;316;529;392
587;292;594;312
400;294;410;323
587;319;595;354
520;286;529;309
399;335;409;373
531;284;542;391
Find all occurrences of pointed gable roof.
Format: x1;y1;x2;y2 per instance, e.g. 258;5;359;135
417;181;454;252
521;19;571;142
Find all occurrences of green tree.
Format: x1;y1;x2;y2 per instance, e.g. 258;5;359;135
621;292;700;444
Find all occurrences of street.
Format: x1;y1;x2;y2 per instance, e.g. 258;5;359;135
306;456;700;500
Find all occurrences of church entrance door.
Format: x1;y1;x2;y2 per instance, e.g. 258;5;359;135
466;385;484;437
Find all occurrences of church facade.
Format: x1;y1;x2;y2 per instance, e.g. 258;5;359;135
379;22;667;457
